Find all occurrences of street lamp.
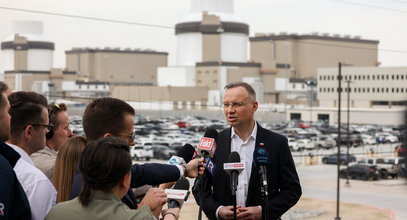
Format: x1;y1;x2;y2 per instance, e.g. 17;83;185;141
345;79;354;186
305;79;317;123
335;62;343;220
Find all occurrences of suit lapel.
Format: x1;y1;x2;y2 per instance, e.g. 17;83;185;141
246;124;267;206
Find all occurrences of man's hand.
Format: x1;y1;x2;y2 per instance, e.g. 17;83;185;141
218;206;240;220
185;157;205;178
237;206;262;220
137;188;167;218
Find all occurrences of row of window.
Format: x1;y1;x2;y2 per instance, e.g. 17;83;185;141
320;87;407;93
320;74;407;81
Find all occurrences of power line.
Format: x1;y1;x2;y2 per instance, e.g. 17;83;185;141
2;6;407;54
0;6;174;30
330;0;407;14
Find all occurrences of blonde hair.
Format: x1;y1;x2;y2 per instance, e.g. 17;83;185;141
52;136;87;203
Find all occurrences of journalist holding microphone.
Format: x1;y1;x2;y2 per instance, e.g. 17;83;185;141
193;82;301;220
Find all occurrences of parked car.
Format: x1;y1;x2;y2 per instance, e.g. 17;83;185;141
130;145;153;161
339;164;380;180
322;153;356;165
310;135;335;149
296;139;314;151
150;145;176;160
288;137;299;151
376;157;405;178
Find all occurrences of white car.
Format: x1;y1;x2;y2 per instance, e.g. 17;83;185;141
288;138;299;151
296;139;314;151
131;145;153;161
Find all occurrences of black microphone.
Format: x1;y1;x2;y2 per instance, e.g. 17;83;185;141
224;152;244;196
168;144;196;165
253;148;269;196
176;144;196;163
166;177;190;209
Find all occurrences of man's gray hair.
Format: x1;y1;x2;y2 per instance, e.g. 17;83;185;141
224;82;256;101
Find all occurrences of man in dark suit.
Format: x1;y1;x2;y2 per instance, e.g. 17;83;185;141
194;82;301;220
71;97;203;215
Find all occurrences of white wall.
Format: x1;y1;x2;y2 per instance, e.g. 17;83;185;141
221;33;247;62
176;33;202;66
27;49;53;71
157;66;196;87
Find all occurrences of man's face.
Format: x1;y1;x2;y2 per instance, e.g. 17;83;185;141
0;93;11;141
29;107;49;153
115;113;136;146
50;111;73;150
223;86;258;129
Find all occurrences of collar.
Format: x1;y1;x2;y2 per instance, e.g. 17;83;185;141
231;121;258;142
0;141;21;167
6;143;34;165
90;190;121;202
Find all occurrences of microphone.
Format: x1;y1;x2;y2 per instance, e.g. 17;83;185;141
197;129;218;158
223;152;245;195
166;177;190;209
167;144;196;165
253;148;269;196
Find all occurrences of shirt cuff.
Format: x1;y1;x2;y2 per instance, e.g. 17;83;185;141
175;165;184;178
216;206;223;220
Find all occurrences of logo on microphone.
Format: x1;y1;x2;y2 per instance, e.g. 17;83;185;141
206;158;216;175
198;138;214;150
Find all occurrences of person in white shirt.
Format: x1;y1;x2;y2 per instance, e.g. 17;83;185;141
7;91;57;220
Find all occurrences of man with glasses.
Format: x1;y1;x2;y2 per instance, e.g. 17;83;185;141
6;91;57;220
71;97;204;215
194;82;301;220
31;103;73;179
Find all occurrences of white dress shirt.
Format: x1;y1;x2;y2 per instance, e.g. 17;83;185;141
215;123;258;219
230;122;257;207
9;144;57;220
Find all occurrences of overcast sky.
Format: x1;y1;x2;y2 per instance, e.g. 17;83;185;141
0;0;406;69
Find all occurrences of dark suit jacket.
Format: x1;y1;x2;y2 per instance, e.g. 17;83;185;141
193;124;301;220
71;163;181;209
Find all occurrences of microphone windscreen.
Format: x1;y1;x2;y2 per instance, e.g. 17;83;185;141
228;151;241;163
204;129;218;139
253;148;268;166
176;144;195;163
173;177;190;190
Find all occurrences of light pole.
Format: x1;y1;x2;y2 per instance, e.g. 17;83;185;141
335;62;342;220
346;79;353;186
305;79;317;123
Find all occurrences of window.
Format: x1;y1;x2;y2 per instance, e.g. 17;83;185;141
396;75;399;80
392;88;394;93
386;88;389;93
362;88;365;93
382;75;385;80
319;88;322;92
367;75;370;80
372;88;375;93
367;88;369;93
372;75;375;80
396;88;399;93
386;75;389;80
402;75;404;80
320;76;322;80
354;88;357;92
402;88;404;93
362;75;365;80
392;75;394;80
358;88;361;93
382;88;384;93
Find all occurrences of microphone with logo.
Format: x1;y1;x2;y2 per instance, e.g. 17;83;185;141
253;147;270;220
194;129;218;220
165;177;190;209
223;151;245;220
167;144;196;166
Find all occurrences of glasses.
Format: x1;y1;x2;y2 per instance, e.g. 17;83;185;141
115;132;136;143
31;123;54;132
223;101;251;109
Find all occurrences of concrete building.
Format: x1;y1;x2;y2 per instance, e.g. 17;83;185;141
287;66;407;125
65;47;168;86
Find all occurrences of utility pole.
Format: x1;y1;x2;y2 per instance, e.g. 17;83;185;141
346;79;352;186
335;62;342;220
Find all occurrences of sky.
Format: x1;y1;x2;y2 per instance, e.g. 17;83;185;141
0;0;406;69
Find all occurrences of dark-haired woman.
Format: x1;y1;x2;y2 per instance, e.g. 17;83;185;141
45;137;179;220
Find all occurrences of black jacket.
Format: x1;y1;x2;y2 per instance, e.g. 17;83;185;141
0;142;31;220
193;124;302;220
